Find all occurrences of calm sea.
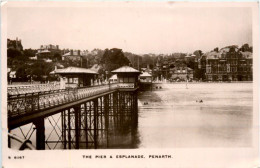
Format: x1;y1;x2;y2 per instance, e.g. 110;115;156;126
137;82;253;148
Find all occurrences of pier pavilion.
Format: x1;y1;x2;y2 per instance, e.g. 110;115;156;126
111;66;141;88
139;72;153;91
54;66;98;88
139;72;152;83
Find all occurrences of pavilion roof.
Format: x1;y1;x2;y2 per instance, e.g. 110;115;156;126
111;66;140;73
140;72;152;77
109;74;117;80
53;66;98;74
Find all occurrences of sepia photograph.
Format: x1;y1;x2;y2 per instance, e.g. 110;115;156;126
1;1;259;168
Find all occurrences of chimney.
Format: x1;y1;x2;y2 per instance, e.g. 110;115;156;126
55;66;57;71
56;45;59;50
78;50;80;56
70;50;73;55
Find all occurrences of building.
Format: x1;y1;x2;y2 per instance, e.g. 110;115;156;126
53;66;98;88
9;71;17;79
90;64;102;72
62;50;86;61
170;65;193;81
139;72;152;83
36;44;61;61
111;66;140;88
205;47;253;81
7;38;23;51
40;44;59;50
109;74;118;83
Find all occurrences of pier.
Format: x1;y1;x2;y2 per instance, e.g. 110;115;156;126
8;66;140;150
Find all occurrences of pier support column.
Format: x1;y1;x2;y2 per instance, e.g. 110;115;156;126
93;99;98;149
62;110;67;149
68;109;72;149
85;102;89;148
74;105;80;149
33;117;45;150
133;91;138;128
113;92;118;127
104;94;109;147
8;129;11;148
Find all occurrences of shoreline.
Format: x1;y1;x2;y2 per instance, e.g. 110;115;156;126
152;81;253;84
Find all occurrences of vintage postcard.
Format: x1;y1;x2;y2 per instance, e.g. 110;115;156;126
1;1;259;168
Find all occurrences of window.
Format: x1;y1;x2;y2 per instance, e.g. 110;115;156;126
69;78;73;83
182;70;186;73
129;77;135;83
227;65;230;72
74;78;78;83
123;77;128;83
207;67;211;73
119;77;123;83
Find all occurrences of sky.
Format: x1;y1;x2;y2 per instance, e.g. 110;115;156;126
6;2;252;54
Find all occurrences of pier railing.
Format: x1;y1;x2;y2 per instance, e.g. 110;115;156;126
8;83;61;95
8;84;118;118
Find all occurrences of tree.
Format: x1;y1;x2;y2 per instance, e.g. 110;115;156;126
229;47;236;53
53;53;62;61
23;48;37;58
240;44;250;52
193;50;203;57
124;52;143;70
7;48;22;59
249;46;253;52
101;48;130;72
141;54;154;68
30;61;55;81
16;64;29;81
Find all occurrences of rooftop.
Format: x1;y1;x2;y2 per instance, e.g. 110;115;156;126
62;52;71;56
140;72;152;77
10;71;16;75
109;74;117;80
204;51;221;59
37;49;51;54
90;64;102;73
52;67;98;74
111;66;140;73
62;52;82;57
241;51;252;59
204;50;253;59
